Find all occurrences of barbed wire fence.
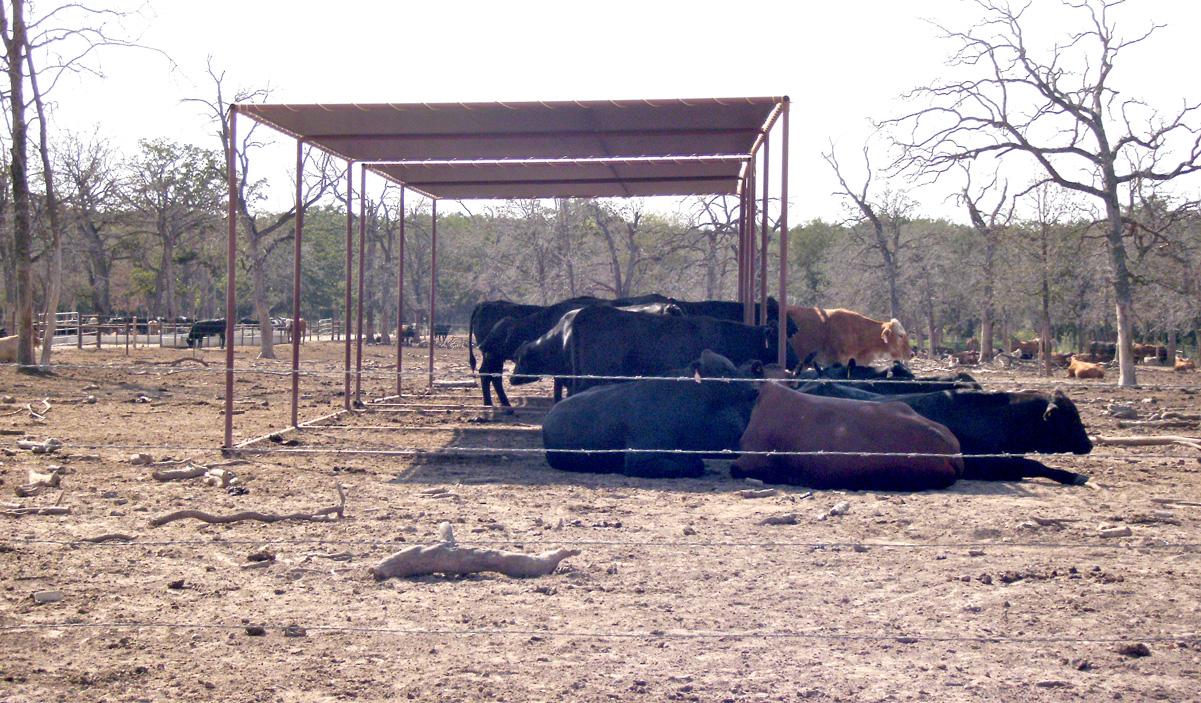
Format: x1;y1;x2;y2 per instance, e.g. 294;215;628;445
2;348;1200;653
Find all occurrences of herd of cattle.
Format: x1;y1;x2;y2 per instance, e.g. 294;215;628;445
468;295;1098;491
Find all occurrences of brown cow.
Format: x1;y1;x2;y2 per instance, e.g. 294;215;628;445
287;318;307;345
786;307;913;368
1067;357;1105;379
730;382;963;491
949;351;979;366
1176;357;1196;372
1049;352;1074;367
1011;339;1040;358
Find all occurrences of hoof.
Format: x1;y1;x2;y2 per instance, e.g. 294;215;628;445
1072;474;1090;486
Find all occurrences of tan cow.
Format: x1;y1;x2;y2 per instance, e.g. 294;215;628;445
786;307;913;368
1011;339;1040;358
1067;357;1105;379
1176;357;1196;372
286;318;307;345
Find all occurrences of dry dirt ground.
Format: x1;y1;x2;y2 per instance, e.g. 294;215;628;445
2;341;1200;703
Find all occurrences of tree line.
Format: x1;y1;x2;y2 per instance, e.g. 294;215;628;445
3;0;1199;377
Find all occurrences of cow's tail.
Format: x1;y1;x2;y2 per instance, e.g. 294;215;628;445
468;306;479;371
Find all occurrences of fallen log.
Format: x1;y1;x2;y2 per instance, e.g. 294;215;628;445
150;485;345;527
151;463;208;481
1093;435;1201;452
371;522;579;580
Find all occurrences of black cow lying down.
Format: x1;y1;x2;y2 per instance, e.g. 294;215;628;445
541;350;761;479
796;359;981;394
797;383;1093;485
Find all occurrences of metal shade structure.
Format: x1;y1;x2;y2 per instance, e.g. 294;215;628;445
223;97;791;449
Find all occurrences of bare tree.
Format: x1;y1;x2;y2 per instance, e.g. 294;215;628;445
824;145;913;320
958;166;1015;360
186;62;339;358
886;0;1201;385
2;0;35;367
2;0;148;367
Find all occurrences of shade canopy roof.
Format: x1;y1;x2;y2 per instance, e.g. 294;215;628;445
237;97;785;199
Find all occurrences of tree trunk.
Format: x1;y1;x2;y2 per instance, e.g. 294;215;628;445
5;0;35;368
1104;199;1137;386
27;43;62;369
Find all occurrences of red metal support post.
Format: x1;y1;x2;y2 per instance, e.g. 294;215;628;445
343;166;355;410
747;164;757;324
395;187;406;398
290;141;305;428
223;105;238;450
777;99;790;368
428;199;437;391
355;166;368;406
760;136;770;327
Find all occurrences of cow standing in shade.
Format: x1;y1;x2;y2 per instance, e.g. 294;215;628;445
542;350;761;479
732;381;963;491
565;305;795;395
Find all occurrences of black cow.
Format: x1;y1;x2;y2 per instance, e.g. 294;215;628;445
186;319;227;349
467;300;544;372
542;350;761;478
511;302;683;400
474;296;609;408
669;297;780;324
797;384;1092;484
797;359;980;395
565;305;797;395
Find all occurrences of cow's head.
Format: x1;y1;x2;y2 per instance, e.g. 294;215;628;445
761;322;800;368
478;316;517;357
881;319;914;360
1041;390;1093;455
508;341;541;385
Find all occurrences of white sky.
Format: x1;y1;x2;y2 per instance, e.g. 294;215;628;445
44;0;1201;224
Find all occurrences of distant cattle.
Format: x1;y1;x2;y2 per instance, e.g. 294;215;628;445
1133;343;1168;364
285;318;307;344
950;351;980;365
1011;339;1040;359
565;305;795;395
731;381;963;491
1067;357;1105;379
542;350;760;479
1049;352;1074;367
786;307;913;368
400;324;419;346
797;385;1092;485
1085;341;1117;363
186;319;227;349
1177;357;1196;372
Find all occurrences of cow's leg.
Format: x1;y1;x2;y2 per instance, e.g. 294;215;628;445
478;354;512;408
962;456;1089;485
553;379;564;403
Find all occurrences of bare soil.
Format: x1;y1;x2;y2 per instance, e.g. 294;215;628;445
2;341;1200;703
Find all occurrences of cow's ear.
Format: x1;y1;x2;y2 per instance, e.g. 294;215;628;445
1043;400;1058;421
693;369;703;383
